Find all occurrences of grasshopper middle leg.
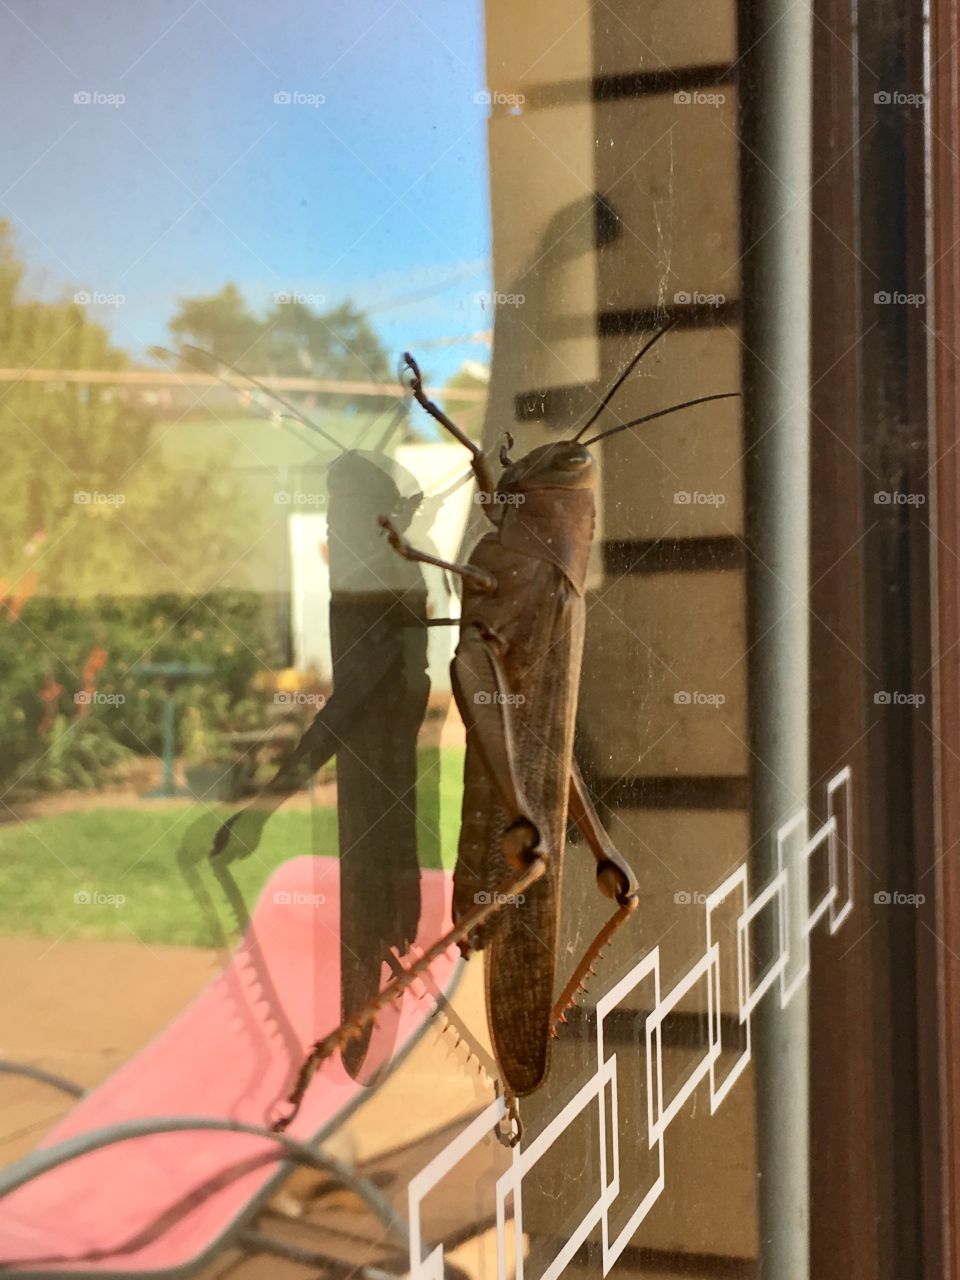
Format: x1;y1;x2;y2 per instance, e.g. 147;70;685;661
378;515;497;593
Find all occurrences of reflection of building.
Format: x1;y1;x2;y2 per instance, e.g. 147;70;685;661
478;1;750;1272
289;442;473;692
150;402;480;667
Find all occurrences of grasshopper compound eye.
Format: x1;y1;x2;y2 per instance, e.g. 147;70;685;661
558;448;591;470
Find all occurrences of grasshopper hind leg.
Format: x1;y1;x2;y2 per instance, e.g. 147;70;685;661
550;900;638;1034
450;623;544;863
271;855;547;1133
550;761;640;1032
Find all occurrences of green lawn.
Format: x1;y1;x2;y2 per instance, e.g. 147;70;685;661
0;748;464;947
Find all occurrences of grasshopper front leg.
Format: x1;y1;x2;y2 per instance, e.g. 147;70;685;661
376;523;541;865
401;353;499;506
567;759;638;902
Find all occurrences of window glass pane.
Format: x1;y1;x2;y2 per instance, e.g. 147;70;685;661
0;3;935;1279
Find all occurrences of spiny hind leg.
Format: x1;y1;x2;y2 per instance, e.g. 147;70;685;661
384;951;524;1148
272;856;547;1133
551;761;639;1031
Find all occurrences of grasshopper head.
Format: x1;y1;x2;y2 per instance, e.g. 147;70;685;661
498;441;596;498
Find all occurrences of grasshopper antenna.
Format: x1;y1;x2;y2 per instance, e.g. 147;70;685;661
350;362;409;451
369;399;407;453
572;317;681;441
155;343;279;427
167;343;346;451
581;391;741;446
425;466;475;506
153;343;329;454
346;360;416;452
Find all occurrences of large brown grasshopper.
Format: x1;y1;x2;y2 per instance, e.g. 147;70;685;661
274;322;737;1140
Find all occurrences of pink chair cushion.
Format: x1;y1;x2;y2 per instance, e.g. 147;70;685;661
0;855;457;1273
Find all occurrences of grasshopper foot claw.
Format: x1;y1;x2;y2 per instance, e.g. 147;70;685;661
270;1105;296;1134
494;1093;523;1148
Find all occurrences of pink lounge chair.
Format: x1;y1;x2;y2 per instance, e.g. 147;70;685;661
0;855;460;1276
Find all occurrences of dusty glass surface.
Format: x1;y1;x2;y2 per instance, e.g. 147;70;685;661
0;3;919;1279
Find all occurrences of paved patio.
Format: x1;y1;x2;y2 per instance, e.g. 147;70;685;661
0;934;514;1279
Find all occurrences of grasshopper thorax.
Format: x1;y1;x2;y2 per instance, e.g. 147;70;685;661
496;442;596;594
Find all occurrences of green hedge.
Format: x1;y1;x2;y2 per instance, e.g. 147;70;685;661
0;591;278;795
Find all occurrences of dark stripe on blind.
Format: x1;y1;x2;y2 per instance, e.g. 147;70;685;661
558;1241;756;1277
511;63;736;111
565;1005;748;1051
514;303;740;422
599;299;741;336
595;64;736;101
603;536;745;575
598;774;750;810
